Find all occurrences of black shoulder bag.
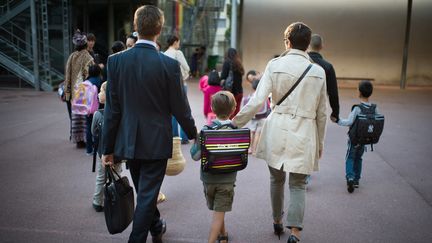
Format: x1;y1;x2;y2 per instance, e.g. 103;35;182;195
104;166;134;234
222;62;234;92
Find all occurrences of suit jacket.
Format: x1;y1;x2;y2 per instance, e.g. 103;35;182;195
233;49;327;174
309;51;340;118
102;43;197;160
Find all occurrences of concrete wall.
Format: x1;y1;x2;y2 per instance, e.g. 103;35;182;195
241;0;432;86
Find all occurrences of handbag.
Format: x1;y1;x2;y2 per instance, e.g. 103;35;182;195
222;63;234;92
104;166;134;234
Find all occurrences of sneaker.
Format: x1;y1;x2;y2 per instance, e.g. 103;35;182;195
92;203;103;212
354;181;359;188
347;179;355;193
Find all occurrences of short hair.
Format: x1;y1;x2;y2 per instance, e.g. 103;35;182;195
358;80;373;98
128;33;138;42
284;22;312;51
111;41;125;54
207;70;220;86
310;34;322;51
167;35;179;46
211;91;236;119
246;70;257;78
252;79;260;90
88;64;101;78
87;33;96;42
134;5;164;39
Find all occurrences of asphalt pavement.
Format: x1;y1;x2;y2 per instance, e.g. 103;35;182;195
0;82;431;243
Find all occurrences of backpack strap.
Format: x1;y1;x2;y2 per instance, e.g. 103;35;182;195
351;104;359;111
205;120;237;130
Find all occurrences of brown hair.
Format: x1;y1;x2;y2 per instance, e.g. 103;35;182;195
225;48;244;75
211;91;237;119
134;5;164;39
284;22;312;51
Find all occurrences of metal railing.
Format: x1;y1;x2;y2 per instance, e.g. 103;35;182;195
0;26;64;85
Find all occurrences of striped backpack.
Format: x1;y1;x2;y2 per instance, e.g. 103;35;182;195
200;121;250;174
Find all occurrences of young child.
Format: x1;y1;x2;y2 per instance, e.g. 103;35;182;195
85;64;103;155
241;79;270;155
333;80;380;193
91;81;122;212
190;91;237;243
201;70;222;124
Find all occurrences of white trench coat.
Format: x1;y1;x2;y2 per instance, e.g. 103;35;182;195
233;49;328;175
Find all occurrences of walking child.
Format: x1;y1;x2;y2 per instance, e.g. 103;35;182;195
91;81;122;212
190;91;238;243
201;70;222;124
241;79;270;155
333;80;383;193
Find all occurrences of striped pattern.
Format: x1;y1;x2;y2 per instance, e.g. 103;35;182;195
200;128;250;173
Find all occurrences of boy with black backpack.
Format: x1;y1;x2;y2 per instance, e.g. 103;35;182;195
332;80;384;193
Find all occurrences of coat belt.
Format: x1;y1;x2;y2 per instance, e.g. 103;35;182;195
272;106;316;119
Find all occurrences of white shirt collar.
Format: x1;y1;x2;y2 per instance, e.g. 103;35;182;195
136;39;157;48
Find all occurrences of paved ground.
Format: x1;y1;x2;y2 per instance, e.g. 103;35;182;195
0;82;431;243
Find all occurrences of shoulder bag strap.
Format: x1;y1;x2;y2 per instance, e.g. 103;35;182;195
276;64;313;106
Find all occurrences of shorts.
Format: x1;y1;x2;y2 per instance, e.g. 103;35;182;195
203;183;235;212
246;119;265;133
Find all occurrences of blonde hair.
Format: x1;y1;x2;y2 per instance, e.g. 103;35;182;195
211;91;236;119
100;81;107;93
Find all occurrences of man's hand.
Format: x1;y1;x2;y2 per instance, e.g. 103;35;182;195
102;154;114;167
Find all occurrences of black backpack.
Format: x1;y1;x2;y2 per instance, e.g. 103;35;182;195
348;104;384;150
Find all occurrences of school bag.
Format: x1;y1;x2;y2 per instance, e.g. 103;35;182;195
71;80;99;115
200;121;250;174
348;103;384;150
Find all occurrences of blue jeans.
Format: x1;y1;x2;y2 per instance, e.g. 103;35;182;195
345;140;365;182
172;84;188;142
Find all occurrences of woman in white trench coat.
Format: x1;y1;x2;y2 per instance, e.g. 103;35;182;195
233;22;328;243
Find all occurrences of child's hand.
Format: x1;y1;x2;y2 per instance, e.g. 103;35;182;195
330;116;338;123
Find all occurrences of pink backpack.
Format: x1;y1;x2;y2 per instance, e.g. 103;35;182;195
71;80;99;115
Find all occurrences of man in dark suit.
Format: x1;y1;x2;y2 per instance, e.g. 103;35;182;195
101;5;197;243
308;34;340;121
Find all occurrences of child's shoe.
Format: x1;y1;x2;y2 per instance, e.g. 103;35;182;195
347;179;355;193
353;181;359;188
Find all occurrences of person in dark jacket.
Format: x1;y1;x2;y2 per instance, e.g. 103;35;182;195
101;6;197;243
308;34;340;121
220;48;245;118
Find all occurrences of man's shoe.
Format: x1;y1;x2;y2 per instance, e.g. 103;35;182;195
287;235;300;243
347;179;355;193
92;203;103;212
152;219;166;243
181;140;189;145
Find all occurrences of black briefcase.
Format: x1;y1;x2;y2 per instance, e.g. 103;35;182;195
104;167;135;234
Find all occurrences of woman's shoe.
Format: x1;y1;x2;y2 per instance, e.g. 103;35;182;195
273;223;284;240
287;235;300;243
217;232;228;243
